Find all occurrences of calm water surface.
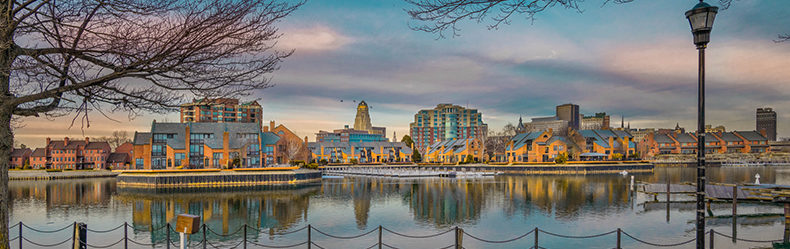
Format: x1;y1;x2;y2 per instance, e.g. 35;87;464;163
9;166;790;249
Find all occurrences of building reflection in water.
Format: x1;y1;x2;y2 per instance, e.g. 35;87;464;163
323;175;633;228
10;179;116;211
116;186;319;243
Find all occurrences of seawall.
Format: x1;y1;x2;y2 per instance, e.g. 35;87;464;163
117;168;322;188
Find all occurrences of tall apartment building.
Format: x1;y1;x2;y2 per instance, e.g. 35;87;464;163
757;107;777;141
556;103;580;130
180;98;263;128
409;104;487;152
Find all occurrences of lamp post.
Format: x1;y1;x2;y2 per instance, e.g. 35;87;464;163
685;1;718;249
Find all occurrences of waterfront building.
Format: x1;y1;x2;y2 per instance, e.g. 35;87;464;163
180;98;263;128
640;130;769;157
316;125;387;143
353;101;386;136
505;129;634;162
757;107;777;141
10;148;31;169
132;121;267;169
505;130;574;163
30;148;46;169
107;153;131;169
266;121;309;165
409;104;487;152
307;141;412;164
423;138;484;163
580;112;610;130
556;103;580;130
35;137;112;170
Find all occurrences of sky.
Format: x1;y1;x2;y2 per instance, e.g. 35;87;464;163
13;0;790;148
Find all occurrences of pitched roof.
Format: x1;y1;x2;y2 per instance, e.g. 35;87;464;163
133;132;151;145
579;130;609;148
11;148;31;157
654;134;675;143
31;148;46;157
261;132;281;145
48;140;86;150
107;153;129;163
675;133;697;143
612;130;633;138
719;132;742;142
85;142;111;150
736;131;768;141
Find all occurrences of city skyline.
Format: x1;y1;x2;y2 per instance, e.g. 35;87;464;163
12;0;790;147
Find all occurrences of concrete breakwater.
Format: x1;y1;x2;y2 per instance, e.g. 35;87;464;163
9;170;119;180
321;163;654;175
117;169;322;188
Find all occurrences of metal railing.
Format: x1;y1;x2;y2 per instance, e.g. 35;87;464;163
7;221;787;249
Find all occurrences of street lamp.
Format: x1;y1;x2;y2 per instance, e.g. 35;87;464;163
686;1;717;249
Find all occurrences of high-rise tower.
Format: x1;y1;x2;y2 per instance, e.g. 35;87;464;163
354;101;373;131
756;107;777;141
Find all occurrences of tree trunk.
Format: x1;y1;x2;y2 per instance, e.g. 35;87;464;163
0;108;11;249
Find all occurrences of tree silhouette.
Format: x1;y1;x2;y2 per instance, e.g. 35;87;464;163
0;0;302;247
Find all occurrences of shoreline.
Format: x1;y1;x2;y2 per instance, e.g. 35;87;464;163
320;162;654;175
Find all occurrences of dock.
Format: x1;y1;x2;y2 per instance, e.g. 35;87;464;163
640;183;790;202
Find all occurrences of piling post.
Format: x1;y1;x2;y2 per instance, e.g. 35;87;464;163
378;225;382;249
732;185;737;215
455;227;463;249
308;224;312;249
785;203;790;243
166;223;171;249
202;224;207;249
73;222;86;249
243;224;247;249
534;228;539;249
124;222;128;249
18;222;22;249
616;228;621;249
710;229;714;249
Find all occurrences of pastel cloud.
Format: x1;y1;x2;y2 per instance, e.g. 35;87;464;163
277;25;353;52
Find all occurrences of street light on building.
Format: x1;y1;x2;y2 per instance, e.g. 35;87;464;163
685;1;718;248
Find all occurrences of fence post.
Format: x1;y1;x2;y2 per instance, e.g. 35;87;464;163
18;222;22;249
124;222;128;249
616;228;621;249
166;223;171;249
378;225;382;249
202;224;207;249
709;229;714;249
307;224;312;249
243;224;247;249
73;223;86;249
455;227;463;249
534;228;539;249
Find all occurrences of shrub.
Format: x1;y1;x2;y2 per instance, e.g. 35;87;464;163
290;160;305;166
24;165;32;170
350;158;358;165
555;152;568;164
45;169;62;172
304;163;319;169
319;159;328;165
64;168;73;171
612;153;623;160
